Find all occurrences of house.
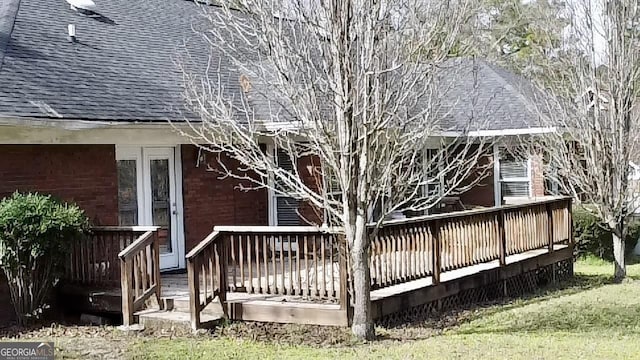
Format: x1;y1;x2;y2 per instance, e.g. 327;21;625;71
0;0;554;277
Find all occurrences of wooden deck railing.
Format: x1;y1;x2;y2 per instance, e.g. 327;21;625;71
118;227;162;326
185;226;347;329
187;197;572;329
65;227;147;287
64;226;162;326
372;197;572;288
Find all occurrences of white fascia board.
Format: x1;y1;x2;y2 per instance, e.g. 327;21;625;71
0;115;190;130
0;116;197;145
439;127;558;137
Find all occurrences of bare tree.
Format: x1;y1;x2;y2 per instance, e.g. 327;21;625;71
177;0;491;339
531;0;640;280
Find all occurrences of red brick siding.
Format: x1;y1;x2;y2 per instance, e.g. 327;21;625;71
531;154;545;197
459;150;496;208
297;155;323;225
181;145;269;251
0;145;118;225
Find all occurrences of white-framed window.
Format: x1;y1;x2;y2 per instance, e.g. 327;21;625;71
423;148;444;202
370;148;444;221
496;147;532;204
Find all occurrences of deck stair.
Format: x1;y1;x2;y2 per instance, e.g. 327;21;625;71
134;298;222;331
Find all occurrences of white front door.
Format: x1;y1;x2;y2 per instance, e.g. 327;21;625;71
116;146;184;270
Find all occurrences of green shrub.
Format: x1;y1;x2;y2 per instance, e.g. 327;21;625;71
573;206;640;260
0;192;89;325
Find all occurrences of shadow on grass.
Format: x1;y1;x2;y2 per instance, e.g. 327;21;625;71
378;271;640;342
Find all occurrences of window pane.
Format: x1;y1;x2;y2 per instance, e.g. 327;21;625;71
500;154;528;179
150;159;172;253
117;160;138;226
501;182;529;197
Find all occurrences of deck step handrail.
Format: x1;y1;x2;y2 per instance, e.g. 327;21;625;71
118;227;162;327
186;230;226;330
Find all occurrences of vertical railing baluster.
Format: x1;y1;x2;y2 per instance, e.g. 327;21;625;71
230;234;237;290
288;234;293;295
304;234;310;296
272;235;277;294
262;235;269;294
431;219;441;284
239;234;245;290
313;233;318;296
279;235;285;294
247;234;253;293
321;234;327;297
255;234;261;294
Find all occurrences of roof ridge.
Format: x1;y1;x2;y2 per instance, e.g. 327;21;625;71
481;60;536;111
0;0;21;72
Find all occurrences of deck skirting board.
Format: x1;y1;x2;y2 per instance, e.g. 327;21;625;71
371;246;574;326
227;301;349;326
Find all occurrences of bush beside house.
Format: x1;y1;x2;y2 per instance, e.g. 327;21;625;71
0;193;89;325
573;206;640;260
0;272;13;325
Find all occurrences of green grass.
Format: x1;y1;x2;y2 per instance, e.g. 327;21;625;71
129;258;640;359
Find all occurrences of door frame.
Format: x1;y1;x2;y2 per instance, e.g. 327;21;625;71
116;145;186;270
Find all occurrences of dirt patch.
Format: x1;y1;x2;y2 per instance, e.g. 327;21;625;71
1;323;135;359
212;322;356;347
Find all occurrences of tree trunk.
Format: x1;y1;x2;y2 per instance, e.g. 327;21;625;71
347;212;375;340
612;231;626;282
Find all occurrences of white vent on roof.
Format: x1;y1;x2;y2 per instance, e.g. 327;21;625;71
65;0;97;12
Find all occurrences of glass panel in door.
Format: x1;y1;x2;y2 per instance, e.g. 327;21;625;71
117;160;139;226
149;159;172;253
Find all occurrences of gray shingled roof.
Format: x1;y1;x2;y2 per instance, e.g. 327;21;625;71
0;0;543;131
435;59;543;132
0;0;240;121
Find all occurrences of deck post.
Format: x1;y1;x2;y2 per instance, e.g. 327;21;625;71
568;198;574;246
431;220;441;285
217;237;229;319
120;258;134;327
187;257;200;330
153;231;163;310
547;202;554;253
498;209;506;266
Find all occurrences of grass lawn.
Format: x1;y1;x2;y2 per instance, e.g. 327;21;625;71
4;257;640;359
129;257;640;360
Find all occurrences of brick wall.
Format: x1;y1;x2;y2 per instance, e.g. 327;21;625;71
0;145;118;225
459;150;496;208
459;150;547;208
531;154;545;197
297;154;324;225
181;145;269;251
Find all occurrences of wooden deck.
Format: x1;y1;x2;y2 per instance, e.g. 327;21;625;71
59;197;575;329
